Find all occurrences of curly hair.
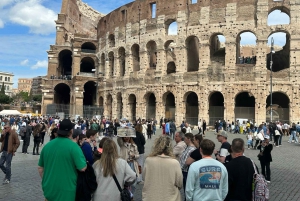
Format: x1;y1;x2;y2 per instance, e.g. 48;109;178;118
148;136;174;157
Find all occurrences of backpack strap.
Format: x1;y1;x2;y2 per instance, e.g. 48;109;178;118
250;159;258;175
112;174;122;193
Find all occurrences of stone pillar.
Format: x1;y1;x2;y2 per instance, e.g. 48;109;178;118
125;54;132;77
47;57;58;79
139;51;148;74
156;49;165;74
122;93;129;119
72;54;81;77
112;93;117;119
224;92;235;124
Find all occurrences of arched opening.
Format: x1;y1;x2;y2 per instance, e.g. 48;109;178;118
266;92;290;122
236;32;257;64
167;21;178;35
54;83;70;104
117;93;123;119
167;62;176;74
268;9;290;26
128;94;137;121
81;42;96;53
235;92;255;122
108;34;115;47
185;92;198;125
209;92;224;125
186;36;199;72
145;93;156;119
100;53;105;74
118;47;126;77
164;92;175;120
80;57;95;73
108;51;115;77
106;94;113;119
266;32;290;72
131;44;140;72
99;96;104;107
58;50;72;76
210;34;226;63
83;81;96;105
146;41;157;69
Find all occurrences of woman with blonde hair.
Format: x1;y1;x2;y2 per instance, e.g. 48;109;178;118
142;136;182;201
93;139;136;201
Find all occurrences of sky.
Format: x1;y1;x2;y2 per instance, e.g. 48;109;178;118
0;1;290;88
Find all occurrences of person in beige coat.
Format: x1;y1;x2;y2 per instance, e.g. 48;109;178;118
142;136;182;201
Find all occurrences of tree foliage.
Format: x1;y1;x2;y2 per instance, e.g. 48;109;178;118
0;82;5;95
32;95;42;102
0;94;13;104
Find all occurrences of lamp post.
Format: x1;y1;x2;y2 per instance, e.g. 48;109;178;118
270;37;275;123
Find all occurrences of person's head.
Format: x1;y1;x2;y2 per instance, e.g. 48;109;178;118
99;137;109;149
78;134;87;146
72;129;81;142
184;133;194;146
231;138;245;154
175;132;184;143
194;134;203;148
217;131;228;143
292;123;296;128
96;138;119;177
200;139;215;156
3;124;11;132
181;127;186;134
86;129;97;141
135;123;143;133
51;128;58;138
148;136;173;157
264;135;270;144
57;119;74;137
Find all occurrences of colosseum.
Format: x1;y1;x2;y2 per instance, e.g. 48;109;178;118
41;0;300;125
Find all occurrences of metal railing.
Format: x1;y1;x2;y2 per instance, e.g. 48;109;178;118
81;49;96;54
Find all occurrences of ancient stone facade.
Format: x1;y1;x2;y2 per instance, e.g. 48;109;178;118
42;0;300;125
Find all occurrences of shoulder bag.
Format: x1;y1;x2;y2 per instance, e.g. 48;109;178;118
112;175;132;201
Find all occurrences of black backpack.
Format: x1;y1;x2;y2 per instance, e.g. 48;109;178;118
19;126;26;137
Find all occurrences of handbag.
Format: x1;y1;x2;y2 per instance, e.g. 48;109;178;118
112;174;132;201
275;130;280;136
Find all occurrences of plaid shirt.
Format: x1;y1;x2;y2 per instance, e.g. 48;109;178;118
179;145;196;172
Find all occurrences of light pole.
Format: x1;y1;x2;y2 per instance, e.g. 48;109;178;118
270;37;275;123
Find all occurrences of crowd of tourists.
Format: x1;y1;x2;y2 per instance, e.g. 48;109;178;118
1;114;296;200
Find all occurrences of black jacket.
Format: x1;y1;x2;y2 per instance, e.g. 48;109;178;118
133;131;146;154
76;162;97;201
25;125;32;138
257;144;273;162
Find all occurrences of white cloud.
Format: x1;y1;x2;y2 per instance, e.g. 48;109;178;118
20;59;29;66
9;0;57;35
31;60;48;69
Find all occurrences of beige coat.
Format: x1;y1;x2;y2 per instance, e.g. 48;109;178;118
173;141;187;161
142;155;182;201
117;137;140;177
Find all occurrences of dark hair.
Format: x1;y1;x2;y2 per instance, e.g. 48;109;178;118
231;138;244;153
99;137;109;148
184;133;194;142
181;127;187;134
194;134;203;144
200;139;215;156
77;134;86;146
86;129;97;138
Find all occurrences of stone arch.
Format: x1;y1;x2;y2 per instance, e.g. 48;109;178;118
234;91;255;122
167;62;176;74
118;47;126;77
146;40;157;69
100;53;105;75
266;31;290;72
108;51;115;77
236;31;257;64
80;57;95;73
83;81;96;105
163;91;176;120
99;96;104;107
81;42;96;53
108;34;115;47
106;94;113;119
266;92;290;122
116;92;123;119
58;49;72;76
166;19;178;35
131;44;140;71
186;35;199;72
210;33;226;63
209;91;224;125
144;92;156;120
54;83;70;104
128;94;137;121
185;91;198;125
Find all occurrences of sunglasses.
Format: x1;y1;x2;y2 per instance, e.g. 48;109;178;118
4;127;9;129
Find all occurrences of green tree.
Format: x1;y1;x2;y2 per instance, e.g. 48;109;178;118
0;82;5;95
0;94;12;104
32;94;42;102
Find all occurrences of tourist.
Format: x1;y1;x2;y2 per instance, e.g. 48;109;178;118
38;119;87;201
214;131;230;163
0;124;20;184
173;132;187;161
197;119;202;134
40;121;47;146
257;135;273;183
185;134;203;166
169;120;176;140
225;138;257;201
147;121;152;139
186;139;228;201
133;123;146;184
202;120;207;136
288;123;298;143
92;139;136;201
246;132;254;149
21;121;31;154
93;137;109;162
50;127;58;141
142;136;182;201
81;129;98;165
32;123;42;155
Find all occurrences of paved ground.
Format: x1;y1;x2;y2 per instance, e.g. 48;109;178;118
0;129;300;200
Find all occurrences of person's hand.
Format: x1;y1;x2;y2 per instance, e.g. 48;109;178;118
92;141;97;147
213;150;218;155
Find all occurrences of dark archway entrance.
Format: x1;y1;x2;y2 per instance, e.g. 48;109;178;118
185;92;198;125
80;57;95;73
167;62;176;74
164;92;175;120
54;83;70;104
106;94;113;119
266;92;290;122
128;94;137;121
83;81;96;105
235;92;255;121
146;93;156;120
209;92;224;125
58;50;72;76
186;36;199;72
117;93;123;119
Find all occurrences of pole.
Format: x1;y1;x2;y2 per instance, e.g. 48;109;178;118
270;37;274;123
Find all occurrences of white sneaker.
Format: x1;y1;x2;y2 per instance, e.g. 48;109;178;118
288;141;291;143
3;179;10;184
266;180;271;183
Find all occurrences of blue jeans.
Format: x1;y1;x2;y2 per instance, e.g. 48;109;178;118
289;131;298;143
0;151;13;181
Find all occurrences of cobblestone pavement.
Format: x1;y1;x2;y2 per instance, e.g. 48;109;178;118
0;129;300;201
